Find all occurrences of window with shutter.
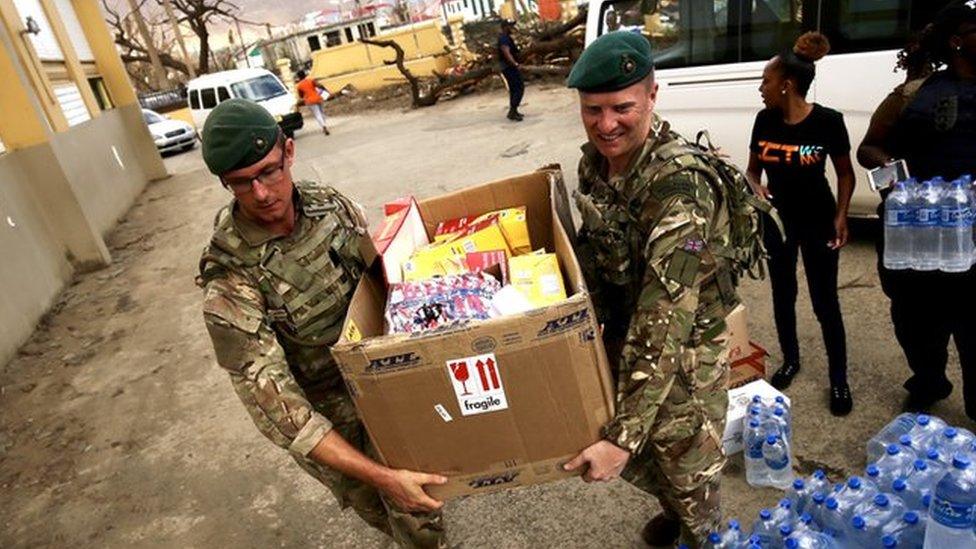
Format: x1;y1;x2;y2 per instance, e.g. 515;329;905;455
53;83;91;126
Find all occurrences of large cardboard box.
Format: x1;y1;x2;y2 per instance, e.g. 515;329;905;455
725;304;768;389
332;168;616;499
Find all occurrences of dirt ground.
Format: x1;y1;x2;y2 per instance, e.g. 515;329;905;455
1;85;971;548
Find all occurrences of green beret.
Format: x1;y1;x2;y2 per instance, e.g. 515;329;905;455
566;31;653;93
201;98;280;175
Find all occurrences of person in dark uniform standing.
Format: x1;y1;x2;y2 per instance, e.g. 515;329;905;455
746;32;856;415
498;19;524;121
858;1;976;420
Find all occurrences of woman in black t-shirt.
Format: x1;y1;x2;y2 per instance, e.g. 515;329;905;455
746;32;857;416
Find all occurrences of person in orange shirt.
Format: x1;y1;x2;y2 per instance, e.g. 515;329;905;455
296;70;330;135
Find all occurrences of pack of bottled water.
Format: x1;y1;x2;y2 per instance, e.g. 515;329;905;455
706;413;976;548
744;394;795;490
883;175;975;272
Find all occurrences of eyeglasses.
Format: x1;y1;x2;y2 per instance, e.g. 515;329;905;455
221;143;287;195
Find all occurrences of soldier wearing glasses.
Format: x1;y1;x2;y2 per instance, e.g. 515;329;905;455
196;99;447;548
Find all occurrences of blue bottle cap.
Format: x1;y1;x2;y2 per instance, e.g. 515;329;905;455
766;434;779;444
774;407;785;417
759;508;772;520
750;534;761;543
752;395;763;403
886;444;900;455
708;532;721;543
826;497;839;510
848;477;862;489
749;407;762;416
776;395;786;404
800;512;813;524
866;464;880;477
814;469;826;479
905;511;919;524
914;459;927;471
792;479;804;490
927;448;940;461
729;519;740;530
953;454;971;469
882;535;897;548
917;414;930;425
899;434;912;445
749;419;760;428
852;515;866;529
892;478;907;492
922;494;932;508
785;538;799;549
812;492;826;504
875;494;889;507
779;498;792;509
945;427;958;438
779;523;793;536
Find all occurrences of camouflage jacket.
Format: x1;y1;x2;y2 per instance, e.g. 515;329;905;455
575;117;738;454
197;181;367;458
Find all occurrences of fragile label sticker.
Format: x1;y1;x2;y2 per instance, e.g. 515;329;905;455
446;353;508;416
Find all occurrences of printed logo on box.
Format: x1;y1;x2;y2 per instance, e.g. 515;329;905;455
446;353;508;416
367;351;422;373
467;470;520;489
536;308;590;339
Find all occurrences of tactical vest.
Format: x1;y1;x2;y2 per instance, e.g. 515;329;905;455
893;71;976;181
198;181;367;385
575;125;739;335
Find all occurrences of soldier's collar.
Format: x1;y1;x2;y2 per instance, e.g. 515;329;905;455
231;188;302;247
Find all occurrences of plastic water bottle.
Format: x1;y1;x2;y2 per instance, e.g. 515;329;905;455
866;464;885;491
899;433;921;459
940;178;975;272
885;180;916;270
913;415;948;446
754;508;780;546
774;404;792;436
876;445;916;490
744;533;763;549
923;455;976;548
794;512;818;534
703;532;726;549
835;476;880;519
788;479;817;514
763;435;794;490
808;492;829;530
932;427;976;459
892;477;914;508
719;519;743;547
784;532;838;549
778;523;796;548
855;493;907;537
806;470;831;496
907;458;947;510
820;497;848;541
869;413;920;462
746;419;770;487
882;511;926;549
771;498;799;526
848;515;872;547
913;179;943;270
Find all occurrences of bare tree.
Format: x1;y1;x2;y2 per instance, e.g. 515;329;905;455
165;0;241;74
102;0;192;82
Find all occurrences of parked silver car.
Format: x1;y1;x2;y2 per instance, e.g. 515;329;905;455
142;109;197;154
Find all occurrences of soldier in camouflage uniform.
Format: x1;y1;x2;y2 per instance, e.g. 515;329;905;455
562;33;739;548
196;99;446;548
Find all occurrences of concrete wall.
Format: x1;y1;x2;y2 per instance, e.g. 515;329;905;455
50;104;157;237
0;151;74;367
0;103;164;366
318;56;453;92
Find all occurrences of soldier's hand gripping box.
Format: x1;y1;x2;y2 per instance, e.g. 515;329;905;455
331;167;615;499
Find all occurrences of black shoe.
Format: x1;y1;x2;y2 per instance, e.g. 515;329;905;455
507;109;523;121
903;383;952;413
770;362;800;390
640;513;680;547
830;385;853;416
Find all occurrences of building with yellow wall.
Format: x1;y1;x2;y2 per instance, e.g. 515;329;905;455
0;0;166;365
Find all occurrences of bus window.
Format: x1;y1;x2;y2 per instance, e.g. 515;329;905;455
597;0;738;69
189;90;200;109
201;88;217;109
740;0;804;62
819;0;952;56
217;87;230;102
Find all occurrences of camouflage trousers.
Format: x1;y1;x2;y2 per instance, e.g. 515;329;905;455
621;340;730;548
294;385;446;548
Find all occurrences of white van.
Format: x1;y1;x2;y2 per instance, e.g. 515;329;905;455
186;68;303;137
584;0;952;217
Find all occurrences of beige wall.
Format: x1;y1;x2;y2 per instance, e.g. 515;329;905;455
0;151;74;367
0;103;162;366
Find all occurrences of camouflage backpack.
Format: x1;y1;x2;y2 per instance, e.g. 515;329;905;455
648;130;783;280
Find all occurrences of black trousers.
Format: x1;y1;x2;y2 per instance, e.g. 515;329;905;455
501;66;524;110
764;222;848;386
876;204;976;418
